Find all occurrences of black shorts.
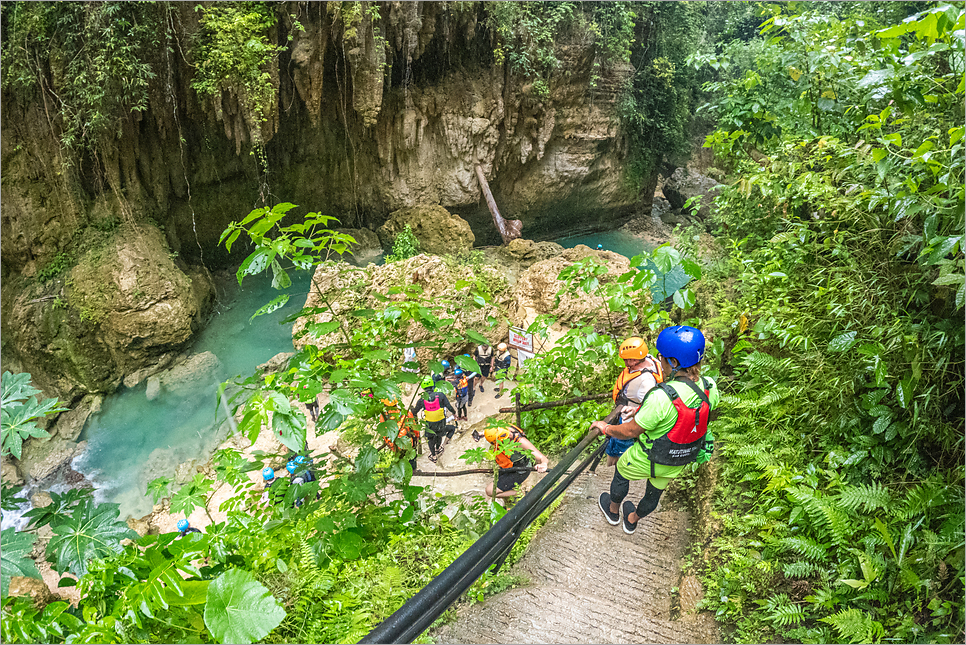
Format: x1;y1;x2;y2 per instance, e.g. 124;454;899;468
444;423;457;439
496;465;531;492
425;419;445;436
478;362;491;377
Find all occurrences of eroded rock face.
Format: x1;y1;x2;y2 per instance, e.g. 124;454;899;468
8;577;62;608
18;437;80;483
0;223;214;400
338;228;384;265
50;394;102;442
377;205;475;256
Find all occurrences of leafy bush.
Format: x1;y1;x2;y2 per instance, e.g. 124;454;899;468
35;253;74;283
385;224;420;263
1;371;64;460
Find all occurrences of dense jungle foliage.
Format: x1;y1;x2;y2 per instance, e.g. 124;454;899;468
1;2;963;644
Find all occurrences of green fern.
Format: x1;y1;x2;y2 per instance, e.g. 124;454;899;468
819;607;885;643
765;593;807;626
783;560;822;578
837;482;892;513
782;536;829;561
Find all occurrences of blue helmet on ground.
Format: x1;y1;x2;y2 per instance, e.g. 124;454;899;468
262;467;275;481
441;360;450;369
655;325;706;369
177;519;190;532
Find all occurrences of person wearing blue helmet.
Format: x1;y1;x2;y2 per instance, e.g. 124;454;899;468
286;455;316;483
596;243;604;250
177;519;202;538
460;354;480;408
453;368;470;420
261;467;281;505
591;326;719;535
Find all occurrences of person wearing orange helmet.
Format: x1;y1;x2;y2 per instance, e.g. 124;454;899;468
604;337;664;467
483;424;549;502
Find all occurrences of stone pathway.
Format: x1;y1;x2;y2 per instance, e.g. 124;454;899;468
434;470;719;644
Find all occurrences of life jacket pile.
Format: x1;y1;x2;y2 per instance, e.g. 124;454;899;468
637;376;713;477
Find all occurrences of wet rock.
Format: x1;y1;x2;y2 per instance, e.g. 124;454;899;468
258;352;294;374
660;210;688;227
30;491;53;508
19;437;78;482
145;376;161;401
155;351;222;398
1;458;24;486
51;394;102;442
63;467;92;487
499;238;564;267
123;353;176;389
174;459;199;485
127;513;159;537
8;576;62;608
663;168;723;220
338;228;384;265
377;205;475;256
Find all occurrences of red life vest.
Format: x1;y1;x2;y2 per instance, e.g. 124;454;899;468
638;377;711;473
456;376;469;396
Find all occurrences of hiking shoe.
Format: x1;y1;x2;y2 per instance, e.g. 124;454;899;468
598;493;620;526
622;501;638;535
495;393;503;399
472;430;482;442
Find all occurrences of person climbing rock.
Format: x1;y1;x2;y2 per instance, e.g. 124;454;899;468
474;343;493;392
454;368;471;419
605;337;664;468
484;424;548;503
493;343;513;399
176;519;202;538
381;398;420;472
411;377;456;462
286;455;316;507
592;326;718;535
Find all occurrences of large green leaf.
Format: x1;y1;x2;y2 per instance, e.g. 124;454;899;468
46;500;137;576
204;569;285;644
828;331;857;352
1;371;65;459
1;528;42;597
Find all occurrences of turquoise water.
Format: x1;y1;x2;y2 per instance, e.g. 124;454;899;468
554;231;692;301
75;269;315;519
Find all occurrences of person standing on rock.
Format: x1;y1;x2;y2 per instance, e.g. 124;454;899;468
411;377;456;462
474;343;494;392
592;326;718;535
484;424;549;503
454;368;471;420
605;337;664;468
493;343;513;399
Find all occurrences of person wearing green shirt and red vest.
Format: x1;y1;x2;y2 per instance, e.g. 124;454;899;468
591;325;718;535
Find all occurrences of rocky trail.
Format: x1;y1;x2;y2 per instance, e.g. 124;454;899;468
434;471;719;644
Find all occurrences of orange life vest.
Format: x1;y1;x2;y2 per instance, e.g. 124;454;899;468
493;425;526;469
611;358;664;406
381;408;419;451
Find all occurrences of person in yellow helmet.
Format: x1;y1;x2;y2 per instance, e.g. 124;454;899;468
604;337;664;468
483;424;549;502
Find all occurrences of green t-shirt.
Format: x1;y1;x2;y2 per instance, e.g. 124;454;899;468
616;376;720;483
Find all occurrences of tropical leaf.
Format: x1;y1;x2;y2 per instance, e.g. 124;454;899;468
204;568;286;644
1;528;42;597
1;371;65;459
46;500;137;576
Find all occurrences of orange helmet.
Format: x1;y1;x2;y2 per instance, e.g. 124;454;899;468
619;337;649;360
484;426;512;444
497;342;508;351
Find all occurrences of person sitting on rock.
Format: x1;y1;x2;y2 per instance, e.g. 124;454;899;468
484;424;548;503
411;377;456;463
177;519;202;538
605;337;663;468
592;326;718;535
474;343;494;392
493;343;513;399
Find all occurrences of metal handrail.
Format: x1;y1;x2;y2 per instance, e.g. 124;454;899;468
360;430;605;644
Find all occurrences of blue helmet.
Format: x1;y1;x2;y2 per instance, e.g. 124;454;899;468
441;360;450;369
177;519;190;532
655;325;706;369
454;368;463;376
262;467;275;481
596;244;603;250
286;461;298;474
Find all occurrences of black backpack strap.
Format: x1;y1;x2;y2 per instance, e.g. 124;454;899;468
678;377;712;410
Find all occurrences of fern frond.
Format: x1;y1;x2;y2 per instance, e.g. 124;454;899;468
819;607;884;644
837;482;892;513
821;503;852;547
783;560;822;578
769;601;807;626
782;536;829;561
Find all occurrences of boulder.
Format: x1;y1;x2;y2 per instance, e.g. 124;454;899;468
127;513;160;537
155;351;222;398
338;228;384;265
511;245;634;332
257;352;294;374
377;205;475;256
51;394;102;442
19;437;79;482
145;376;161;401
663;168;723;220
499;238;564;267
174;458;199;485
122;353;176;389
7;576;62;608
30;491;52;508
1;458;24;486
660;210;688;227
